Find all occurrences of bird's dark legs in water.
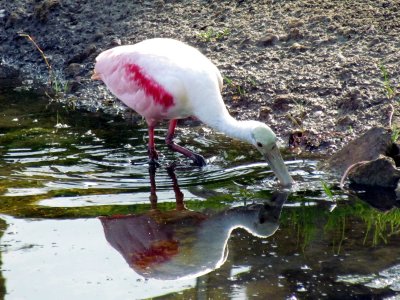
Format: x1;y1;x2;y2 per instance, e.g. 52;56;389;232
166;119;206;167
147;125;159;166
148;163;185;211
148;163;158;209
166;164;185;210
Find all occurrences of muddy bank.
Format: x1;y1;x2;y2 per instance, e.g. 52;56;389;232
1;0;399;153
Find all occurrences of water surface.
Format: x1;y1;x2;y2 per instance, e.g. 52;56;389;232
0;91;399;299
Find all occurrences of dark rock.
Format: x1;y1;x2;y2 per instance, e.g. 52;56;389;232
110;37;122;47
338;89;362;111
289;130;327;152
34;0;60;23
323;127;392;174
288;28;302;40
258;106;272;119
369;38;381;47
65;63;83;78
93;32;105;42
272;94;292;111
259;34;279;47
348;155;400;188
67;44;97;64
67;79;82;93
336;115;355;127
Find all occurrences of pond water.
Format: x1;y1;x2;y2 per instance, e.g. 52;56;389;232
0;91;400;299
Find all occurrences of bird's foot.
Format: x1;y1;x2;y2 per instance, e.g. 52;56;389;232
191;153;207;167
148;146;160;167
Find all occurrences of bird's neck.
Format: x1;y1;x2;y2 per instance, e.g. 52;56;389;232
206;112;257;145
189;87;258;144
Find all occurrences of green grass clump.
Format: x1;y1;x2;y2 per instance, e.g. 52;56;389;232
380;64;397;101
379;64;399;132
197;28;230;42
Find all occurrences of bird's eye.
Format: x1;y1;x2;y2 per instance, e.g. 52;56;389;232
257;142;263;147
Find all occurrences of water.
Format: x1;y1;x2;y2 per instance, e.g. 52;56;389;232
0;91;400;299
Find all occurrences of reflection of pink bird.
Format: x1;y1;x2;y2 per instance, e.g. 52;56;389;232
100;201;286;280
100;166;289;280
93;38;292;187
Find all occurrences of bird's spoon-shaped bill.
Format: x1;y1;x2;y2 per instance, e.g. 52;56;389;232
262;146;293;188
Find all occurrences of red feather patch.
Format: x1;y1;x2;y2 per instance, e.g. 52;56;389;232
126;64;174;109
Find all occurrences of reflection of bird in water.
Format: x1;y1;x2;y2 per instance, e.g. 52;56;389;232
92;38;292;187
100;166;289;280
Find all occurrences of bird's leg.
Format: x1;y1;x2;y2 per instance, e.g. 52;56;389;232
147;125;159;166
166;164;185;210
148;163;158;209
165;119;206;167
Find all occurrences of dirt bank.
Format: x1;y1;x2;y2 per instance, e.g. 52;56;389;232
1;0;399;154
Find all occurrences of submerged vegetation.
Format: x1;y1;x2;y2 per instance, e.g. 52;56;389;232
282;197;400;254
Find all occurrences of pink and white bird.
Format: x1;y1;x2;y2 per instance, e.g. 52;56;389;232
92;38;293;187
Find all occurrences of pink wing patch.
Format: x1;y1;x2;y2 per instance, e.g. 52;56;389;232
125;64;174;109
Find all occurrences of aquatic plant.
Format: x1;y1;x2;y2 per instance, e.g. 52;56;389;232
18;33;68;97
321;181;334;201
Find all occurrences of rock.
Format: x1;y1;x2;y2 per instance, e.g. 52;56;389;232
258;106;272;119
93;32;105;42
336;115;355;127
348;155;400;188
323;127;392;174
67;44;97;64
65;63;83;78
288;28;302;40
67;78;82;93
110;37;122;47
337;89;362;111
259;34;279;46
290;42;308;51
287;18;304;28
369;38;381;47
313;110;324;118
272;94;292;111
34;0;60;22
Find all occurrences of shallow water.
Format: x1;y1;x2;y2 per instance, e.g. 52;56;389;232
0;91;400;299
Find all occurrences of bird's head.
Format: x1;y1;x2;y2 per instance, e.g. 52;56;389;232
251;124;293;188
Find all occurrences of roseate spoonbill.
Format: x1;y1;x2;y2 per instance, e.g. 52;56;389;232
92;38;293;187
